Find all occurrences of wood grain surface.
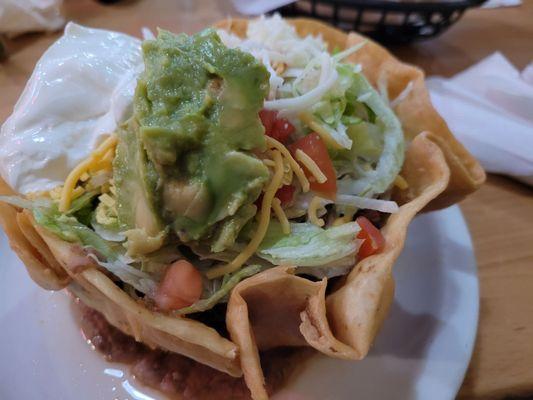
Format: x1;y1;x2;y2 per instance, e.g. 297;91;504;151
0;0;532;398
460;176;533;399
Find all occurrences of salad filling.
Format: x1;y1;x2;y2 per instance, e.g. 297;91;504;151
0;15;405;316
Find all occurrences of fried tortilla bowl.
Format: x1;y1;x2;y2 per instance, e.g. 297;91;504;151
0;18;484;400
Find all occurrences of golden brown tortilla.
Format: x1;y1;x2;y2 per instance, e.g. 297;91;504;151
0;181;70;290
0;18;484;400
225;132;451;399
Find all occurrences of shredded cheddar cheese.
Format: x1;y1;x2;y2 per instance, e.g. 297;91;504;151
272;198;290;235
91;147;115;172
59;158;94;212
49;186;63;201
299;112;343;150
80;172;90;182
281;157;293;186
266;136;310;192
333;215;351;226
98;193;115;208
394;174;409;190
71;186;85;199
308;196;325;227
207;150;285;279
295;149;327;184
262;159;276;168
59;135;117;212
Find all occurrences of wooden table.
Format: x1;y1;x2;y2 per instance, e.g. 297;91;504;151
1;1;532;398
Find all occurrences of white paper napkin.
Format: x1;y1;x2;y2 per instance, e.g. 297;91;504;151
427;52;533;186
0;0;64;37
482;0;522;9
231;0;295;15
231;0;522;15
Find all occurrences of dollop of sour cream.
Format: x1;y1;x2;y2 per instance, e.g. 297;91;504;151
0;23;142;194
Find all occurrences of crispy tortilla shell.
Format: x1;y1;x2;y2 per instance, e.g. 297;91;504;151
35;221;242;377
0;180;69;290
225;132;451;399
0;18;483;400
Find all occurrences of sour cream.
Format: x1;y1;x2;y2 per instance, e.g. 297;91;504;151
0;23;142;194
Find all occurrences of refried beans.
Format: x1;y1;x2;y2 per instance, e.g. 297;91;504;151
74;299;304;400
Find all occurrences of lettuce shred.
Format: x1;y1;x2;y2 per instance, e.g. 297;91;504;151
257;221;361;267
0;195;156;295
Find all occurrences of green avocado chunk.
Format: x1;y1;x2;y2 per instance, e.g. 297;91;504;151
113;118;163;237
115;28;270;250
211;203;257;253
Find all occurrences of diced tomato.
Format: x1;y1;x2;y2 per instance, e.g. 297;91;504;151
255;185;294;209
259;109;295;143
289;133;337;199
271;117;295;142
154;260;203;311
356;216;385;259
275;185;295;206
259;109;276;134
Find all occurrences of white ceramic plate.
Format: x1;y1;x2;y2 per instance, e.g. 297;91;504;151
0;205;478;400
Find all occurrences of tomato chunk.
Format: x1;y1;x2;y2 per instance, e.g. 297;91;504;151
356;216;385;259
289;133;337;199
271;117;295;142
255;185;294;208
275;185;295;206
259;109;295;143
259;109;276;134
154;260;203;311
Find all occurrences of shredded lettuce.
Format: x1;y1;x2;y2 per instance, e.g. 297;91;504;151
88;253;157;296
0;192;97;221
335;68;405;197
67;190;99;215
0;195;156;295
175;264;262;315
0;195;51;210
32;207;117;259
332;41;366;62
36;209;157;294
257;221;361;267
69;190;100;226
303;62;356;149
91;218;126;242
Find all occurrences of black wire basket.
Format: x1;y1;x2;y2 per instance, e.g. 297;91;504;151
274;0;487;44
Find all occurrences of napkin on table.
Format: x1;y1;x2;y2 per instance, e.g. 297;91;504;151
426;52;533;186
0;0;64;37
231;0;522;14
482;0;522;9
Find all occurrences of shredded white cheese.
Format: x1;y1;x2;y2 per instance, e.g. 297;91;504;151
390;81;414;108
218;14;336;114
335;194;399;213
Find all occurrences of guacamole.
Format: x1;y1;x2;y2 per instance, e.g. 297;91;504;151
114;29;270;252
